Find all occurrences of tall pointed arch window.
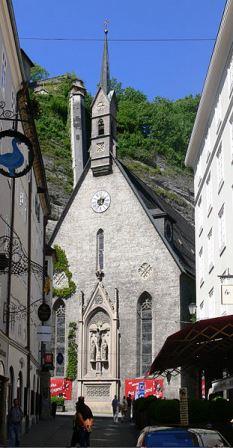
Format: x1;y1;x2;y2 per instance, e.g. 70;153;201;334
137;293;152;376
98;119;104;136
97;229;104;271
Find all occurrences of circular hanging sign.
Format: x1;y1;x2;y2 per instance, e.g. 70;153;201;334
38;303;51;322
0;129;34;178
56;353;64;365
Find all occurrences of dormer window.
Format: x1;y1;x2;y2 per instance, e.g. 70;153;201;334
98;119;104;136
164;219;173;243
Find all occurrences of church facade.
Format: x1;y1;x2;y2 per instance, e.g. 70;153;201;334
50;31;195;413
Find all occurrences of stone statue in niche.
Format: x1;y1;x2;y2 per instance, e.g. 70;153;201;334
89;321;110;373
90;339;96;362
101;339;108;361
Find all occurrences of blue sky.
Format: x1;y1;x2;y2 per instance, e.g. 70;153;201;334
13;0;226;100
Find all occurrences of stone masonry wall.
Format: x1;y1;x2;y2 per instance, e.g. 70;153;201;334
53;160;183;399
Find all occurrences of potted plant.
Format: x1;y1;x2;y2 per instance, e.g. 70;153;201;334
51;396;65;412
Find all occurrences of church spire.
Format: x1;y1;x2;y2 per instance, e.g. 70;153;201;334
100;23;110;94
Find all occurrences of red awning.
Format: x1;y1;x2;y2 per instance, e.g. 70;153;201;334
149;315;233;375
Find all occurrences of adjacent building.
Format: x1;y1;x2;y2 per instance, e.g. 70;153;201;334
185;0;233;399
0;0;52;442
185;0;233;321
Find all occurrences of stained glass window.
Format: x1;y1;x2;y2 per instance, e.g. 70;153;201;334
137;293;152;376
97;229;104;271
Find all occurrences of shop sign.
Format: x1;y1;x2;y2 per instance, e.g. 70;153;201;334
201;370;206;399
43;353;53;370
37;325;51;341
221;284;233;305
38;303;51;322
50;378;72;400
179;387;189;426
0;129;34;178
125;378;163;399
56;353;64;365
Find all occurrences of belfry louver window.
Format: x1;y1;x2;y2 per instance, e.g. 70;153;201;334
98;119;104;136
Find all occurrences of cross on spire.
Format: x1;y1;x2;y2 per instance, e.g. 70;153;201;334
100;20;110;94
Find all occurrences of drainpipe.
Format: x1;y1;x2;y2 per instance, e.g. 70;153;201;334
5;111;18;337
25;172;32;432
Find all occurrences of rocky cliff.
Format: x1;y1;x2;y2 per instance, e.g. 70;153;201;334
32;75;195;240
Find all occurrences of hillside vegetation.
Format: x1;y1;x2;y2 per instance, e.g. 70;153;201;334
30;70;199;229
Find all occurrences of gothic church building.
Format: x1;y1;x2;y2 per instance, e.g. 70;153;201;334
50;31;195;413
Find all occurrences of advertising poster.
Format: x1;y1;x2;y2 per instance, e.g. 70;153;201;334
50;378;72;400
125;377;163;399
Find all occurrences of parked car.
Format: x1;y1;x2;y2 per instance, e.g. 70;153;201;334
136;426;230;447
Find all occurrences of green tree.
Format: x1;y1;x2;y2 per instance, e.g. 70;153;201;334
30;63;49;83
66;322;78;380
53;245;76;299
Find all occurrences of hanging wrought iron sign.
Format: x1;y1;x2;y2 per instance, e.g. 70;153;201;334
0;129;34;178
0;215;43;277
38;303;51;322
56;353;64;365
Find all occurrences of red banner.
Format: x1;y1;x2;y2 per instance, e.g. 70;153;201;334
125;377;164;399
50;378;72;400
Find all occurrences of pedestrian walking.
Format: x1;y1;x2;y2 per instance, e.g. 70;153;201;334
121;396;128;422
51;401;57;419
126;394;132;421
8;398;23;447
70;396;94;447
111;395;120;423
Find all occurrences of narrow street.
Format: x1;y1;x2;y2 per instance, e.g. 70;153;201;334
21;415;138;447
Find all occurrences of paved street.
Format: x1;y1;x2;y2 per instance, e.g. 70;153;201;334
21;415;138;447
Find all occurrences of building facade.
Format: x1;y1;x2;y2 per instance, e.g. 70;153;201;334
185;0;233;321
0;0;51;442
51;31;195;413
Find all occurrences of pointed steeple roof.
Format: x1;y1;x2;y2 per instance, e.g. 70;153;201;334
100;28;110;94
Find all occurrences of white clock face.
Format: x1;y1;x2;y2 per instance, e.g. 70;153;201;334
91;190;111;213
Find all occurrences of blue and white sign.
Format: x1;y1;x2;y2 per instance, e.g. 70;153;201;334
0;129;34;178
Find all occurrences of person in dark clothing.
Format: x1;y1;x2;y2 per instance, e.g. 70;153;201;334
8;399;23;447
51;401;57;419
126;394;132;421
71;396;93;447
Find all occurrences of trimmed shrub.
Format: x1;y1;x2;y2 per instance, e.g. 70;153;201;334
51;396;64;406
209;398;233;423
188;400;210;424
148;399;180;425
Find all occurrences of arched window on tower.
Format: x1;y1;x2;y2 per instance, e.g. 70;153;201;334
137;293;152;376
98;119;104;135
97;229;104;271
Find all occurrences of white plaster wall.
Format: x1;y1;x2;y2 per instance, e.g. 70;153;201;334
193;44;233;319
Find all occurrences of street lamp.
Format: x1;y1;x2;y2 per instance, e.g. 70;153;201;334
188;302;197;323
188;302;197;316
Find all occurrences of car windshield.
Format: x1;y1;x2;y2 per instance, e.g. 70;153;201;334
199;432;229;447
144;429;199;447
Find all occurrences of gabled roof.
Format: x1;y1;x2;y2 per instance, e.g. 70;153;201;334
49;157;195;276
115;160;195;276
